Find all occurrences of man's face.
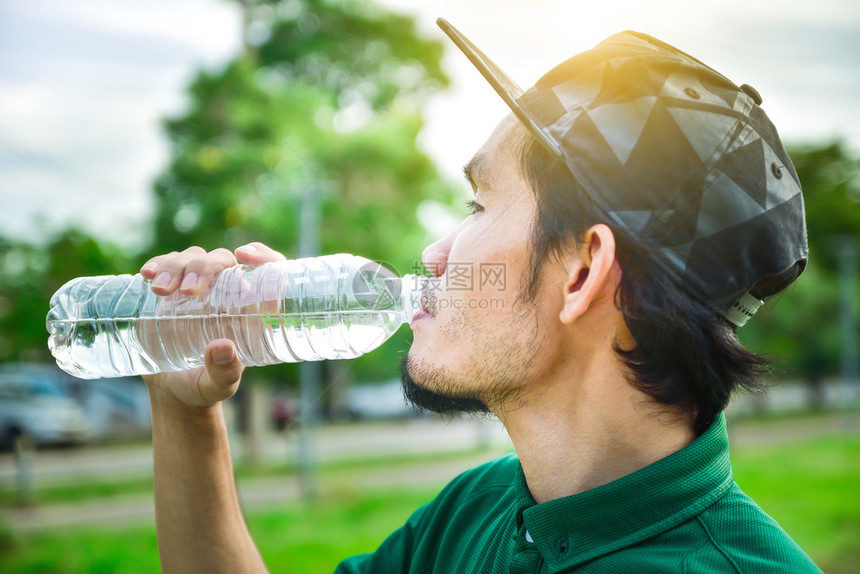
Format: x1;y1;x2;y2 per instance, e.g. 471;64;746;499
403;116;567;414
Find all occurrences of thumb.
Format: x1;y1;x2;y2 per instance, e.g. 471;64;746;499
202;339;244;402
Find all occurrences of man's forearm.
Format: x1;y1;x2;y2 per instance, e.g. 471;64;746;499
149;387;267;574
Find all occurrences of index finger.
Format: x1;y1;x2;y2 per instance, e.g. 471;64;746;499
234;242;287;267
140;246;237;297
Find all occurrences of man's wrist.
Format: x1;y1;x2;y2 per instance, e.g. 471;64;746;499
147;383;225;425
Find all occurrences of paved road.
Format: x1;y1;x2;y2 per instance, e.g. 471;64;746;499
1;410;856;532
3;380;853;486
1;451;502;532
0;417;513;531
0;416;511;486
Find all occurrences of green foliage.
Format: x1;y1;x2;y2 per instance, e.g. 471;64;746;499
740;141;860;384
790;142;860;271
740;258;842;382
152;0;453;263
149;0;458;385
0;230;132;364
3;0;857;389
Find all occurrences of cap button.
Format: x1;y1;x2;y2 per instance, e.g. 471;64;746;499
740;83;763;105
684;87;701;100
771;162;783;179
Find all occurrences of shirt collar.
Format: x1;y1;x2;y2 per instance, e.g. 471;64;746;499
515;413;733;572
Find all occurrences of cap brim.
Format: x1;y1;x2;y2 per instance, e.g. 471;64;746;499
437;18;563;157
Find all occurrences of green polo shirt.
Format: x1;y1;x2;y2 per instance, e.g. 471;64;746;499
334;414;821;573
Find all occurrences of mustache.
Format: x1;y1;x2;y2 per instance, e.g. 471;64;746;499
420;277;441;317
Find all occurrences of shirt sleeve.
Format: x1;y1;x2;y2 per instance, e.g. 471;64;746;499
332;502;431;574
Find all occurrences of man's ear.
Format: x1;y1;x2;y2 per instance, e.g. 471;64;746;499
559;224;617;324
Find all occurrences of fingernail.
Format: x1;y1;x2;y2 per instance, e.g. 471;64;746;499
212;344;235;365
152;271;172;289
237;243;257;255
180;272;199;292
141;261;158;273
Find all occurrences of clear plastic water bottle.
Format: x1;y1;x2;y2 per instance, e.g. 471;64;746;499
46;254;425;379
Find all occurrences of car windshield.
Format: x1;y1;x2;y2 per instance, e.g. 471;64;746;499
0;374;67;397
27;378;66;396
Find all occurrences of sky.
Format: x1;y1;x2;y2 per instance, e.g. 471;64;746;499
1;0;858;250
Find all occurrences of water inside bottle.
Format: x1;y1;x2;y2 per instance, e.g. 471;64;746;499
47;309;406;379
46;257;426;379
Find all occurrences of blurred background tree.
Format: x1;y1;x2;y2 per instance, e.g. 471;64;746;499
0;230;130;364
1;0;460;421
740;141;860;407
149;0;458;406
152;0;451;265
0;0;857;415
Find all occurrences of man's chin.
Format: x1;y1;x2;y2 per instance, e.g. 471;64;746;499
399;355;489;417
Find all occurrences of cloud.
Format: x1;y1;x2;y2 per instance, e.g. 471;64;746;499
1;0;858;247
0;0;241;246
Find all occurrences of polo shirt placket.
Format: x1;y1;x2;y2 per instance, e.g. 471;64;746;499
516;415;734;572
510;496;544;573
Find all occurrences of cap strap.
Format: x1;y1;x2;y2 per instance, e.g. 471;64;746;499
724;292;764;327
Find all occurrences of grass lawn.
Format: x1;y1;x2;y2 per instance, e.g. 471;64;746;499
730;432;860;574
249;488;438;572
0;487;440;574
0;419;857;573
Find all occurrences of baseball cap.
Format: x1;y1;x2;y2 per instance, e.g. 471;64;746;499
437;18;807;327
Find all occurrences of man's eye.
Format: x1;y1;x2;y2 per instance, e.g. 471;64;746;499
465;199;484;215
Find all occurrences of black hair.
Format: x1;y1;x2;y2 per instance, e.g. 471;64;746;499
518;132;800;435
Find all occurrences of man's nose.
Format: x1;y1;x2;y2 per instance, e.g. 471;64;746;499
421;219;466;277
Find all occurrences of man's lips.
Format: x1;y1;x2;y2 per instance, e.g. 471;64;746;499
411;281;438;323
411;308;430;322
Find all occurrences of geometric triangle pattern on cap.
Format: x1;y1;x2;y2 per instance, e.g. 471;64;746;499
667;106;739;165
695;170;767;239
716;136;768;209
667;240;695;268
586;96;658;165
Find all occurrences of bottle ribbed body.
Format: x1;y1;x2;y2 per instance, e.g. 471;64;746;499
46;254;422;379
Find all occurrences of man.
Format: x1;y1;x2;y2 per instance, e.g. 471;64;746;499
140;19;822;573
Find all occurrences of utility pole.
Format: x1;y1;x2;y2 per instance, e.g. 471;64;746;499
298;182;322;500
236;0;253;54
837;236;859;417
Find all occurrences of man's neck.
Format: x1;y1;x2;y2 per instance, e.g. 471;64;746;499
494;369;696;505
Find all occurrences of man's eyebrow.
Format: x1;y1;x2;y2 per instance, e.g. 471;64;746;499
462;154;486;193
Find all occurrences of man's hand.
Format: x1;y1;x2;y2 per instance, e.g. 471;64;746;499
138;243;286;408
141;242;284;574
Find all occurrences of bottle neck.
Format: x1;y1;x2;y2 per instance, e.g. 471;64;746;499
401;274;427;324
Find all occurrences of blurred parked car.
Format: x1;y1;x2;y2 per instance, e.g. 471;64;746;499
345;379;423;420
72;376;152;439
0;363;89;449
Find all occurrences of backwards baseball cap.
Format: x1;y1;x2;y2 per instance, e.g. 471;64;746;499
437;18;807;327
